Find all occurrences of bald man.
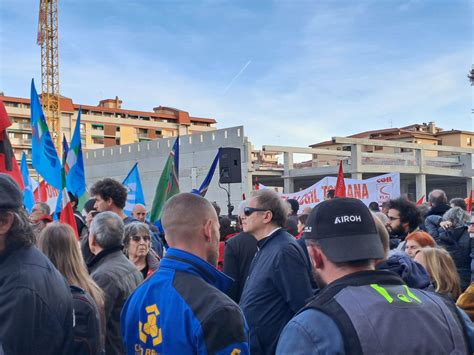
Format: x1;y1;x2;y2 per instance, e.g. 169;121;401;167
121;193;250;354
132;204;147;223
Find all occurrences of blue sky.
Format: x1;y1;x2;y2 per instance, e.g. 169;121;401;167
1;0;472;148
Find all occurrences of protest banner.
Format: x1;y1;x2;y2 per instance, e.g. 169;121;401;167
34;180;60;213
278;173;400;213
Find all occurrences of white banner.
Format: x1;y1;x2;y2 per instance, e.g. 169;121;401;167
277;173;400;213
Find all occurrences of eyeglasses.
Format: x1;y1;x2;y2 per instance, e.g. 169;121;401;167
243;207;269;217
131;235;151;243
388;216;400;221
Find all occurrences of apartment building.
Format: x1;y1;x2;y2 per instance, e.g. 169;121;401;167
0;93;216;162
309;122;473;167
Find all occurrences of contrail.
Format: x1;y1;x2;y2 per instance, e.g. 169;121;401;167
223;60;252;94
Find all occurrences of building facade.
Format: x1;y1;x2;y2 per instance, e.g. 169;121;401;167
308;122;473;167
0;94;216;162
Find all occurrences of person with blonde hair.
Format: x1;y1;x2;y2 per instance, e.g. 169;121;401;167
414;247;462;301
38;222;105;354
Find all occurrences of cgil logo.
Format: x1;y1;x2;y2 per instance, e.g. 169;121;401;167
334;215;362;224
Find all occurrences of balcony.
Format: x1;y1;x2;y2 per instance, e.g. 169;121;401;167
91;129;104;137
8;122;31;131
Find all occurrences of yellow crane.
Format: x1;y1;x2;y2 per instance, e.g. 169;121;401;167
37;0;61;152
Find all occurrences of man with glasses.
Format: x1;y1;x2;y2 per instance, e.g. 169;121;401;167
239;189;313;355
223;201;258;303
385;197;422;249
468;214;474;237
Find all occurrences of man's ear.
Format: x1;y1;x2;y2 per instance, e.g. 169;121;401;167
0;213;14;236
88;232;98;252
106;198;113;208
262;210;273;225
307;244;325;270
203;219;213;243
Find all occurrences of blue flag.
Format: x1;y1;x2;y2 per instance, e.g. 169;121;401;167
20;152;35;212
123;162;145;217
66;110;86;197
192;148;221;197
30;79;62;189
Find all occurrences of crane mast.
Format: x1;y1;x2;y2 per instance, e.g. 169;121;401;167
37;0;61;152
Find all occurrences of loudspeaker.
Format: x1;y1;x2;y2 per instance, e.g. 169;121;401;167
219;148;242;184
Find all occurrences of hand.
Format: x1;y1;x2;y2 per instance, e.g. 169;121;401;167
439;220;452;230
86;210;97;227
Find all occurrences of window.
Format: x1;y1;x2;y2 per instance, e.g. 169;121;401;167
91;124;104;131
467;137;472;146
155;130;162;135
92;137;104;145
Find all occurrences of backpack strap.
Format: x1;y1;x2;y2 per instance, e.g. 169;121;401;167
304;298;363;355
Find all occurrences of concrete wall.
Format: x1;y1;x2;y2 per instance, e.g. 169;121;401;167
84;126;252;214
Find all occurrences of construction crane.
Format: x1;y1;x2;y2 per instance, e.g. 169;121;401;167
37;0;61;152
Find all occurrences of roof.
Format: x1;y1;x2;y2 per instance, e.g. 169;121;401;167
309;124;449;148
0;94;216;124
436;129;474;136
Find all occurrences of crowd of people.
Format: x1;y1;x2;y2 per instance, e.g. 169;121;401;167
0;172;473;354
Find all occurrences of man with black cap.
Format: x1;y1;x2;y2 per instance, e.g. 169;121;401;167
277;197;473;354
0;174;73;354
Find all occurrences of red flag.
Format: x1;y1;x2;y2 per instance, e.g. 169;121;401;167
34;180;48;202
254;176;259;190
59;188;79;240
467;190;473;215
334;160;346;198
416;195;425;206
0;101;24;189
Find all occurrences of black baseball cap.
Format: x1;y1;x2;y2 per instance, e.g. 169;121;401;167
303;198;384;262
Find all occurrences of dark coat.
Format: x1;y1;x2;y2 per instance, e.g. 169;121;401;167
223;232;258;303
88;246;143;355
0;246;73;354
425;203;451;218
376;251;432;289
438;226;472;291
239;228;313;355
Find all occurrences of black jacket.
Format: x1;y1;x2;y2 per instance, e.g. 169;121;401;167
240;228;313;355
438;226;472;291
425;203;451;218
0;246;73;355
223;232;258;303
88;246;143;355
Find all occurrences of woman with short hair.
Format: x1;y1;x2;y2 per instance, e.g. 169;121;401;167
404;231;436;258
124;222;160;279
